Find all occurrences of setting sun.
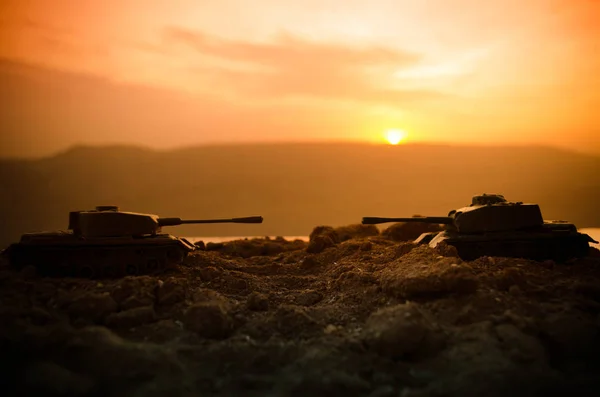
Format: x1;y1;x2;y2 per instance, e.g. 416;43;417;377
385;129;407;145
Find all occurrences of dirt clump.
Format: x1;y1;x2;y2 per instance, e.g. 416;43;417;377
307;226;338;253
307;234;337;254
1;230;600;396
380;250;478;299
246;292;269;311
66;293;118;325
183;301;234;339
363;303;446;361
206;236;307;258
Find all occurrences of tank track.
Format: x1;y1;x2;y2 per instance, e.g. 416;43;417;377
4;243;190;279
446;233;592;262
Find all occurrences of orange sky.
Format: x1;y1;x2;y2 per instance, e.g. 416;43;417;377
0;0;599;157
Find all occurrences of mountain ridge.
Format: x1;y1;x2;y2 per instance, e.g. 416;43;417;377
3;141;599;163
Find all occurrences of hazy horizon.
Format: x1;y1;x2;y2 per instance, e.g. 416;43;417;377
3;140;600;161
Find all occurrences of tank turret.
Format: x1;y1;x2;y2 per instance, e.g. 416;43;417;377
4;206;264;279
363;194;544;234
68;206;263;238
362;194;597;262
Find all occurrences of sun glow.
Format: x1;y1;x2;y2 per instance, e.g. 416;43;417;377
385;129;407;145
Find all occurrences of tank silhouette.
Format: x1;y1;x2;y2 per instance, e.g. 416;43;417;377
2;206;263;278
362;194;598;262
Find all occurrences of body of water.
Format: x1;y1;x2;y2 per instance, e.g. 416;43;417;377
186;228;600;248
186;236;310;244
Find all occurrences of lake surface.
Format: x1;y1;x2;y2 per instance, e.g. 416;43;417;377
186;236;310;244
186;228;600;248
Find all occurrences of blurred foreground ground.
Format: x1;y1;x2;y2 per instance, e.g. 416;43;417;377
1;224;600;397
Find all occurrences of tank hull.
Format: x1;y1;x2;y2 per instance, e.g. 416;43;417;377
2;231;196;278
426;228;595;262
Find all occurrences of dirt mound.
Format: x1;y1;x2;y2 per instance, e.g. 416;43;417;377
2;231;600;396
198;236;307;258
307;224;380;254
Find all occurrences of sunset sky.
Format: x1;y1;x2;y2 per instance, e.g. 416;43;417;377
1;0;599;157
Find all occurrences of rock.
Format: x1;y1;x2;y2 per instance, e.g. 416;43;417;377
67;293;118;324
225;276;249;291
309;226;339;243
301;255;321;269
439;265;478;295
307;235;336;254
270;305;320;336
295;290;323;306
105;306;156;329
307;225;343;253
157;278;186;305
199;266;223;282
435;242;460;258
246;292;269;311
363;303;444;360
360;241;373;251
183;302;234;339
110;276;157;310
496;267;527;291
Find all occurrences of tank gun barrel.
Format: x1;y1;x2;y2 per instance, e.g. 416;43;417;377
158;216;263;227
362;216;453;225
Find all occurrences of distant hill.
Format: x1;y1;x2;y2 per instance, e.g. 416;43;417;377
1;142;599;247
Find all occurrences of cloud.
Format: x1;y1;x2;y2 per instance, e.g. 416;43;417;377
0;58;398;158
162;27;443;104
0;16;109;64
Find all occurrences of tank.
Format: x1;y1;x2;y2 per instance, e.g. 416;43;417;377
2;206;264;278
362;194;598;262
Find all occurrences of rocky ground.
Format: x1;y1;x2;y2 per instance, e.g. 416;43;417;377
1;223;600;397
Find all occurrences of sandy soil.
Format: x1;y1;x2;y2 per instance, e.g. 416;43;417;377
1;223;600;397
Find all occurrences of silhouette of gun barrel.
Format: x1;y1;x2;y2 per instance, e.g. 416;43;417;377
361;216;453;225
158;216;264;227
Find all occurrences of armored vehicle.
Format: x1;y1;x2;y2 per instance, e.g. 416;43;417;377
2;206;263;278
362;194;598;262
